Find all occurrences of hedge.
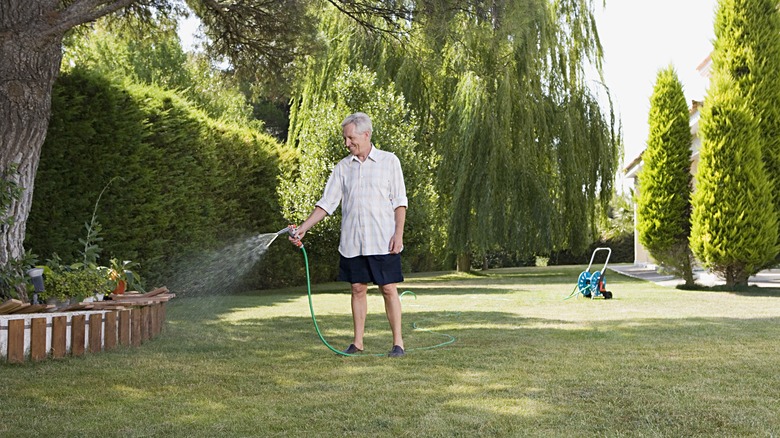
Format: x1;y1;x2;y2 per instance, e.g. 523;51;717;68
26;69;300;291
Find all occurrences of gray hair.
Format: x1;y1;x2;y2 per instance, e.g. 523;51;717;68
341;112;373;135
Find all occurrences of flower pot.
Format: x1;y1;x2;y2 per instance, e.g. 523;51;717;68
113;280;126;295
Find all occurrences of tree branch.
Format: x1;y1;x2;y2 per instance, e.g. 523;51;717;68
43;0;137;37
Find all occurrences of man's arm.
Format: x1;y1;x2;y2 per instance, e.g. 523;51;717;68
292;206;328;243
389;206;406;254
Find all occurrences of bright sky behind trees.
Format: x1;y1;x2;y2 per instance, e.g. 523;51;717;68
593;0;718;185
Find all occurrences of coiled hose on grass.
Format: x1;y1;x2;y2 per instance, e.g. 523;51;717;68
300;246;457;357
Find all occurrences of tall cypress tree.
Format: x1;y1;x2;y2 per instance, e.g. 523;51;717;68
690;75;777;288
637;66;695;286
710;0;780;263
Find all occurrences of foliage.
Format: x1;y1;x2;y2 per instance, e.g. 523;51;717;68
710;0;780;261
25;69;298;288
425;1;619;265
636;66;695;285
0;251;38;302
0;0;454;297
251;98;290;141
40;255;110;302
79;177;122;268
287;1;620;272
107;258;144;293
545;186;635;267
690;75;778;288
547;233;633;266
186;0;420;97
62;16;255;126
282;64;436;280
599;189;634;241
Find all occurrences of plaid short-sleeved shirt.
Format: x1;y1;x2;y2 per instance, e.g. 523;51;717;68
315;145;408;257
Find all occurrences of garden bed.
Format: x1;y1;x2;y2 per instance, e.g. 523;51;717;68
0;287;174;363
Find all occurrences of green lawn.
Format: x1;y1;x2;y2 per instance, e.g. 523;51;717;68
2;265;779;437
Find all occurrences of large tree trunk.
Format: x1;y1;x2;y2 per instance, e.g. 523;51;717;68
724;265;749;289
456;252;471;273
1;2;67;300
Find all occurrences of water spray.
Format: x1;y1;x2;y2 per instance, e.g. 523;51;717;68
270;223;456;357
263;225;303;249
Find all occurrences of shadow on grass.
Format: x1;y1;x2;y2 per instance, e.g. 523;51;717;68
675;283;780;297
164;263;699;325
3;306;779;436
160;300;780;378
100;311;780;435
166;267;597;317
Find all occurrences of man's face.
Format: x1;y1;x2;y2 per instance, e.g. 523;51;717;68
343;123;370;157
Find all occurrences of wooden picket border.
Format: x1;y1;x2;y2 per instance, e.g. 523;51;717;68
0;289;173;364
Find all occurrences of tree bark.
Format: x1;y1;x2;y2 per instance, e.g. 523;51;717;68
725;266;736;289
456;252;471;273
1;2;68;300
681;252;695;288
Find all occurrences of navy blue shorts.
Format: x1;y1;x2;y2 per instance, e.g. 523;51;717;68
338;254;404;285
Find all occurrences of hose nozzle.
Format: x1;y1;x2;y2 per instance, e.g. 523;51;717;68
277;224;303;248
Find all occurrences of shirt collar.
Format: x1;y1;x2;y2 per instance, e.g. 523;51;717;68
350;143;377;163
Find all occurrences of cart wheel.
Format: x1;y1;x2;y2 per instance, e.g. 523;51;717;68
590;271;602;297
577;271;592;297
603;291;613;299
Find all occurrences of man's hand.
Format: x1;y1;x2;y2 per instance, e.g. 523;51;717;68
389;206;406;254
389;233;404;254
288;226;306;246
290;207;328;246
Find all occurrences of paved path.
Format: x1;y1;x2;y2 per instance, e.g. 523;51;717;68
608;263;780;288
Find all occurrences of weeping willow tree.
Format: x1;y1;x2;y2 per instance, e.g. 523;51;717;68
433;1;619;269
286;0;620;271
283;9;445;276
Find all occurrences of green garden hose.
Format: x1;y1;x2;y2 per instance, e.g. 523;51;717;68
300;246;456;357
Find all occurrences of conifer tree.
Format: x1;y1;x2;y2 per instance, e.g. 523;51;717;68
637;66;695;286
690;75;778;288
710;0;780;264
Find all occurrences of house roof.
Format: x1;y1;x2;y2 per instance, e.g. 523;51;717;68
696;54;712;77
623;151;643;175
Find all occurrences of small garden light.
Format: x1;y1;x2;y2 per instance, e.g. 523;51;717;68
27;267;45;305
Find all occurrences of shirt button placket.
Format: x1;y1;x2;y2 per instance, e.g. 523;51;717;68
357;162;364;254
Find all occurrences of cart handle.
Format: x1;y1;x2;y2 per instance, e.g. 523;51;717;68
586;247;612;274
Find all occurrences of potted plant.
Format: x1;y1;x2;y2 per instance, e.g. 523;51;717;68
40;256;109;307
107;258;143;295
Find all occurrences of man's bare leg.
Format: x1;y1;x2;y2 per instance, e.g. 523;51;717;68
380;283;403;349
351;282;368;349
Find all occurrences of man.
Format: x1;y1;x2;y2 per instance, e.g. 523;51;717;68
291;112;408;357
